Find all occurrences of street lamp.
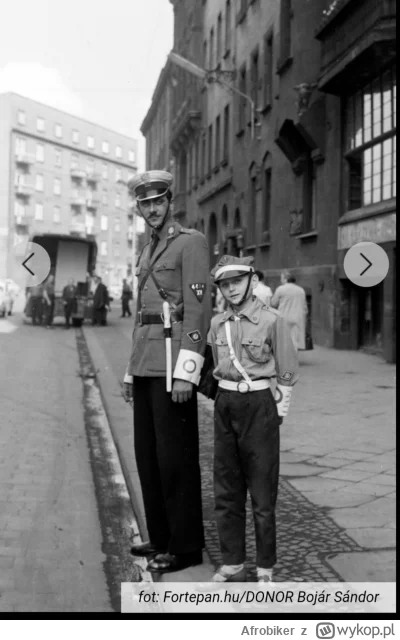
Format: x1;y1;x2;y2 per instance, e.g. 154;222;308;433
167;51;257;139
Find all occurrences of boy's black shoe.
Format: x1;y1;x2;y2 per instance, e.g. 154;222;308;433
147;551;203;573
130;542;166;558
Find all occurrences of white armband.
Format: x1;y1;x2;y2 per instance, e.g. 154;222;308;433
275;384;293;417
123;373;133;384
173;349;204;386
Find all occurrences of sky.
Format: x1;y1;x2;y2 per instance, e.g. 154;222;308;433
0;0;174;171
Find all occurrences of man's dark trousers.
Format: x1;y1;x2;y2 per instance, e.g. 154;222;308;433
64;300;75;326
46;294;55;326
31;297;43;325
121;297;132;317
133;376;204;555
214;387;280;569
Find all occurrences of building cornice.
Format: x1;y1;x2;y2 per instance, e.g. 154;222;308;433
140;60;173;135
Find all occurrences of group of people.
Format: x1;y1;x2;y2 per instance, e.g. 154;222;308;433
26;274;111;328
121;170;301;584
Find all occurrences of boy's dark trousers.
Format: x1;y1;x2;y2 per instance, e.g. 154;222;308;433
31;297;43;325
214;386;280;569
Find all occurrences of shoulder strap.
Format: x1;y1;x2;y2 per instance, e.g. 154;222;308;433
137;235;181;308
224;320;252;384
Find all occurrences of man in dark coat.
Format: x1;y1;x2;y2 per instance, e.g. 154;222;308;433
92;276;110;326
62;278;77;329
120;278;133;318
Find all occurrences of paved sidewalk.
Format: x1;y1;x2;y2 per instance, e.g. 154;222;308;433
0;316;112;612
84;309;396;582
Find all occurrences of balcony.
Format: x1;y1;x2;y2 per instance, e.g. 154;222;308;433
170;78;203;153
14;210;34;227
86;172;100;185
316;0;396;94
69;220;86;235
15;183;34;198
86;197;100;211
15;152;35;166
70;195;86;209
70;168;87;181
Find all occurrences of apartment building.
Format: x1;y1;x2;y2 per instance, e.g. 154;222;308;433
0;92;139;292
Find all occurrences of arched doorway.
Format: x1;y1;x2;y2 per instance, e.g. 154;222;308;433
208;213;218;267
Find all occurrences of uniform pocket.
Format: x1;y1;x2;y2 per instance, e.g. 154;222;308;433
153;259;176;272
242;337;271;363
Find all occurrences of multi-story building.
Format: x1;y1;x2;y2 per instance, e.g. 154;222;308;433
140;0;396;361
0;92;139;292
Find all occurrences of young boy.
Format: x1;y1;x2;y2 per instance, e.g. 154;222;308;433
208;255;299;584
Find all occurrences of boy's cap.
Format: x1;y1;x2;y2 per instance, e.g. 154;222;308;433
212;255;254;283
128;170;173;201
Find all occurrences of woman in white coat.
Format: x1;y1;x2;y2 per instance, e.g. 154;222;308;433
271;271;307;351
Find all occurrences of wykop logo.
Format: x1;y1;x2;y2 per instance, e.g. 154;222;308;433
316;623;335;639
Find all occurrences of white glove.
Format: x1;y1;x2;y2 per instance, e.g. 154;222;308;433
275;384;293;417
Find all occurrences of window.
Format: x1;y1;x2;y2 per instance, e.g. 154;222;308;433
207;124;213;175
15;137;26;156
279;0;292;65
225;0;231;53
128;149;135;163
87;135;95;149
262;164;272;234
86;158;94;176
194;138;199;184
249;175;257;244
85;213;94;231
263;32;274;108
116;167;122;182
201;133;206;179
303;154;317;232
55;148;62;167
17;110;26;125
116;145;122;158
35;174;44;192
344;64;396;209
114;216;121;232
100;241;108;256
53;205;61;223
35;203;44;221
102;163;108;179
71;154;79;170
115;192;121;208
238;65;247;131
53;177;61;195
113;242;121;257
203;40;208;69
14;201;26;218
102;141;109;154
36;143;44;163
209;28;214;69
101;215;108;231
215;115;221;167
72;130;80;144
37;117;45;132
55;123;63;138
216;14;222;62
102;190;108;205
223;105;230;163
250;48;259;109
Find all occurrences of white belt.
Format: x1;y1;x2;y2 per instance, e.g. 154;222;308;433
218;379;270;393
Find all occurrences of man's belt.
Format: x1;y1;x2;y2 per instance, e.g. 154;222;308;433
138;310;183;324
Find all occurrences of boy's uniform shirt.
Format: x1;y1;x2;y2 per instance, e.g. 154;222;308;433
208;295;299;387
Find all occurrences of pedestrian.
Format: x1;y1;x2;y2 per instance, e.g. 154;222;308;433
207;255;298;584
92;276;110;326
253;269;273;307
62;278;77;329
271;271;308;351
121;170;211;574
120;278;133;318
29;283;45;326
43;274;56;328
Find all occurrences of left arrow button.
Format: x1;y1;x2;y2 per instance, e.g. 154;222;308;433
20;242;51;287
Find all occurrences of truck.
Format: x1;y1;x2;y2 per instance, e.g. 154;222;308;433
25;233;97;327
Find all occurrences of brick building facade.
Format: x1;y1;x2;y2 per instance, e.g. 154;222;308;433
140;0;396;361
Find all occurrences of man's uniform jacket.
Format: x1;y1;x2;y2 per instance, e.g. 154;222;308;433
124;221;211;385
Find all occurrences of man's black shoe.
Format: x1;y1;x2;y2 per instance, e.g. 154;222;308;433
147;551;203;573
130;542;166;558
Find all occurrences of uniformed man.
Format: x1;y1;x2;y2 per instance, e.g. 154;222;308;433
122;170;211;573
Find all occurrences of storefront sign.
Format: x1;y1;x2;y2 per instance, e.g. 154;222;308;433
338;213;396;249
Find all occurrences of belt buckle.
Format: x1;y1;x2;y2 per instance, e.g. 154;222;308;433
237;380;250;394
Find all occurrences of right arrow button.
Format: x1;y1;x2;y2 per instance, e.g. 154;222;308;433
344;242;389;288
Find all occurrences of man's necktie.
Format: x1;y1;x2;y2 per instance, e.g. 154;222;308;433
149;233;159;258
